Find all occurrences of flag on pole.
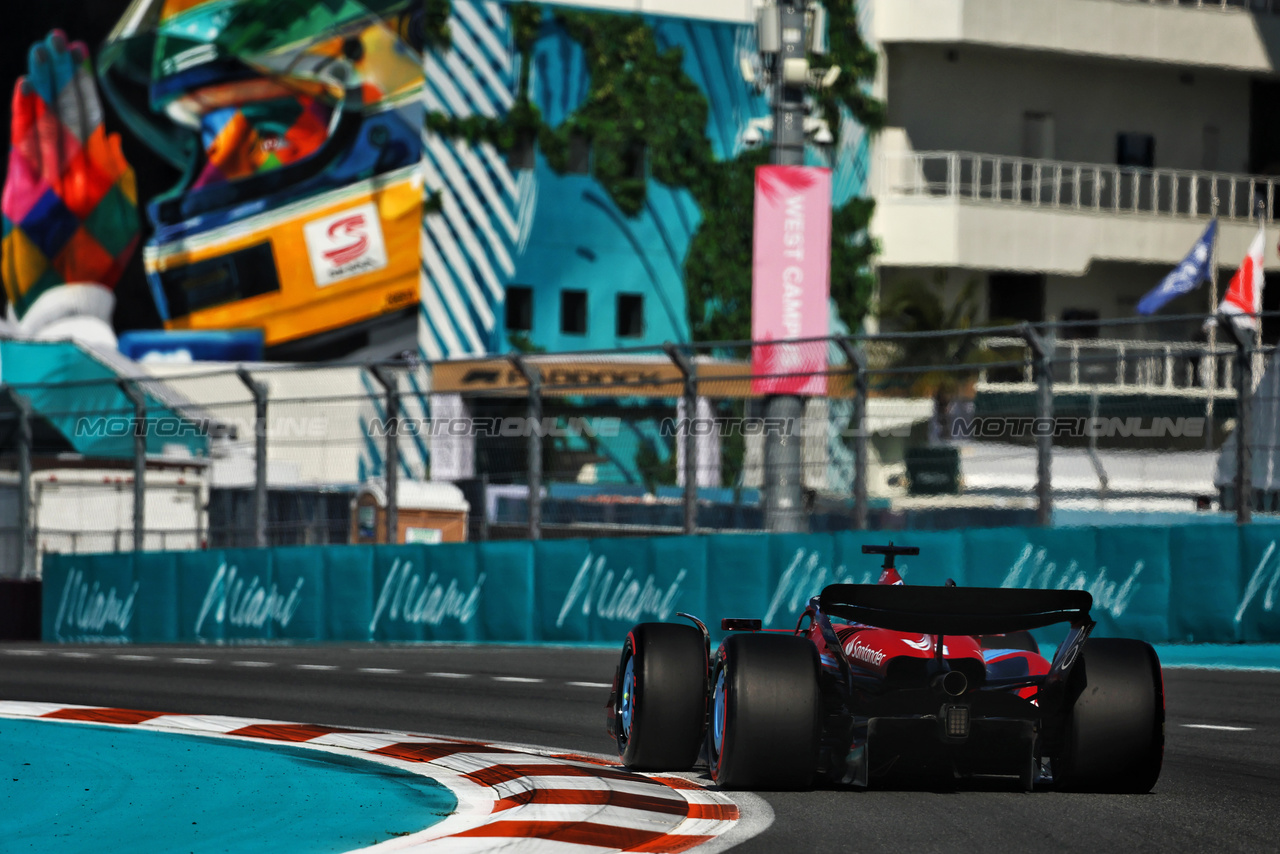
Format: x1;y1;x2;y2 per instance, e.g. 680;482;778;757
1136;219;1217;315
1219;220;1267;328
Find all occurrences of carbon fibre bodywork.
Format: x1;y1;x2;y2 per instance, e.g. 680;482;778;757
797;584;1089;787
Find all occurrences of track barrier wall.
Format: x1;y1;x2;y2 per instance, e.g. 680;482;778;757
39;524;1280;645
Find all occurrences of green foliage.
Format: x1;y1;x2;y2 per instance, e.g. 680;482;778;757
830;197;878;333
422;0;453;51
422;2;884;342
879;274;999;399
635;436;676;494
538;13;714;216
814;4;885;137
684;148;769;342
507;331;545;353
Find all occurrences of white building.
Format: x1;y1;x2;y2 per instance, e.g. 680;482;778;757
866;0;1280;337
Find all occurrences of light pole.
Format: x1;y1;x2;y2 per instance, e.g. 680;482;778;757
756;1;836;532
762;2;808;532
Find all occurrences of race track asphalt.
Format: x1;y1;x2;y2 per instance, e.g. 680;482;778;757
2;643;1277;853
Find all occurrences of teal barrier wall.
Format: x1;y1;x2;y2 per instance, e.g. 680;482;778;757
41;524;1280;644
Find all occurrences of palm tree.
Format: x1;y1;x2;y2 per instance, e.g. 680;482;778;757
879;275;1003;441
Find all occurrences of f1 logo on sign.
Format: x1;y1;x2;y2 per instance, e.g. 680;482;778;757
303;202;389;286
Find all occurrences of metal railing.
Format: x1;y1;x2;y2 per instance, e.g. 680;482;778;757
976;336;1263;395
879;150;1280;221
3;312;1277;579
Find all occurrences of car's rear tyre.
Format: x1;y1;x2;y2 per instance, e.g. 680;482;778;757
1054;638;1165;793
709;632;820;790
613;622;707;771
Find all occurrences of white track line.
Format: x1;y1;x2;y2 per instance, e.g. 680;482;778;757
1181;723;1255;731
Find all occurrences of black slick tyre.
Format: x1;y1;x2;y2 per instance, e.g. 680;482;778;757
1054;638;1165;793
613;622;707;771
708;632;820;790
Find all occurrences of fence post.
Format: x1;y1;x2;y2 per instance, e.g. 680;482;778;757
508;355;542;540
1221;315;1253;523
1020;324;1054;526
236;368;269;548
14;394;33;578
370;366;400;544
836;338;869;530
665;343;698;535
117;380;147;551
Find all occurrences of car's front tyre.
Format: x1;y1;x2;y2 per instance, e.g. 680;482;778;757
612;622;707;771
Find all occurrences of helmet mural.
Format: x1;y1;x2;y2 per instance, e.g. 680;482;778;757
99;0;429;354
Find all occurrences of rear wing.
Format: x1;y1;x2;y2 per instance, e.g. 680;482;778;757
818;584;1093;635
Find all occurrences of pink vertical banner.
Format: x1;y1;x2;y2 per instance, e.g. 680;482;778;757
751;165;832;395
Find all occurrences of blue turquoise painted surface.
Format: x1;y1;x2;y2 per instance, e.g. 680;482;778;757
42;525;1280;645
0;339;208;459
0;718;455;854
1154;643;1280;671
419;5;872;359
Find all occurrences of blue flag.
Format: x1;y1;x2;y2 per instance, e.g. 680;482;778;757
1137;219;1217;315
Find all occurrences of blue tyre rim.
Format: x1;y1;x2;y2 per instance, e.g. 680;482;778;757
620;653;637;742
712;667;727;757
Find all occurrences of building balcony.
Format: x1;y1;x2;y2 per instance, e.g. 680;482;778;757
871;0;1280;73
871;140;1280;274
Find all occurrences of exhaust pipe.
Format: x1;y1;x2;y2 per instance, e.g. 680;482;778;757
932;670;968;697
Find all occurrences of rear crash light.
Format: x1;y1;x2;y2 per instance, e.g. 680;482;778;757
942;704;971;741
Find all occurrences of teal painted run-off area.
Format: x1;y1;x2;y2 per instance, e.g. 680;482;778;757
0;719;455;854
41;524;1280;646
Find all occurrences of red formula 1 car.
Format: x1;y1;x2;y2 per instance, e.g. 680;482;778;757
606;543;1164;791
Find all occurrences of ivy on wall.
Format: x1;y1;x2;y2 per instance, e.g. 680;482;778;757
423;1;883;342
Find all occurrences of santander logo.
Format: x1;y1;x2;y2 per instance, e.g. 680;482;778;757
844;635;887;668
323;214;370;266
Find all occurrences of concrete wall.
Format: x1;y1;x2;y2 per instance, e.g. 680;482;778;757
872;195;1274;274
884;44;1251;172
873;0;1280;74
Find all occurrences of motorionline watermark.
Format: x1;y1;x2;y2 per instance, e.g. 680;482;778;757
73;414;1206;441
656;416;1206;440
368;416;624;438
73;416;330;439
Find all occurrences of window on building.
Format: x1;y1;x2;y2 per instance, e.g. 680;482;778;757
1203;125;1220;172
616;293;644;338
1022;112;1055;160
568;133;592;174
988;273;1045;324
506;286;533;332
1060;308;1100;340
1116;133;1155;168
561;290;588;335
506;131;536;171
